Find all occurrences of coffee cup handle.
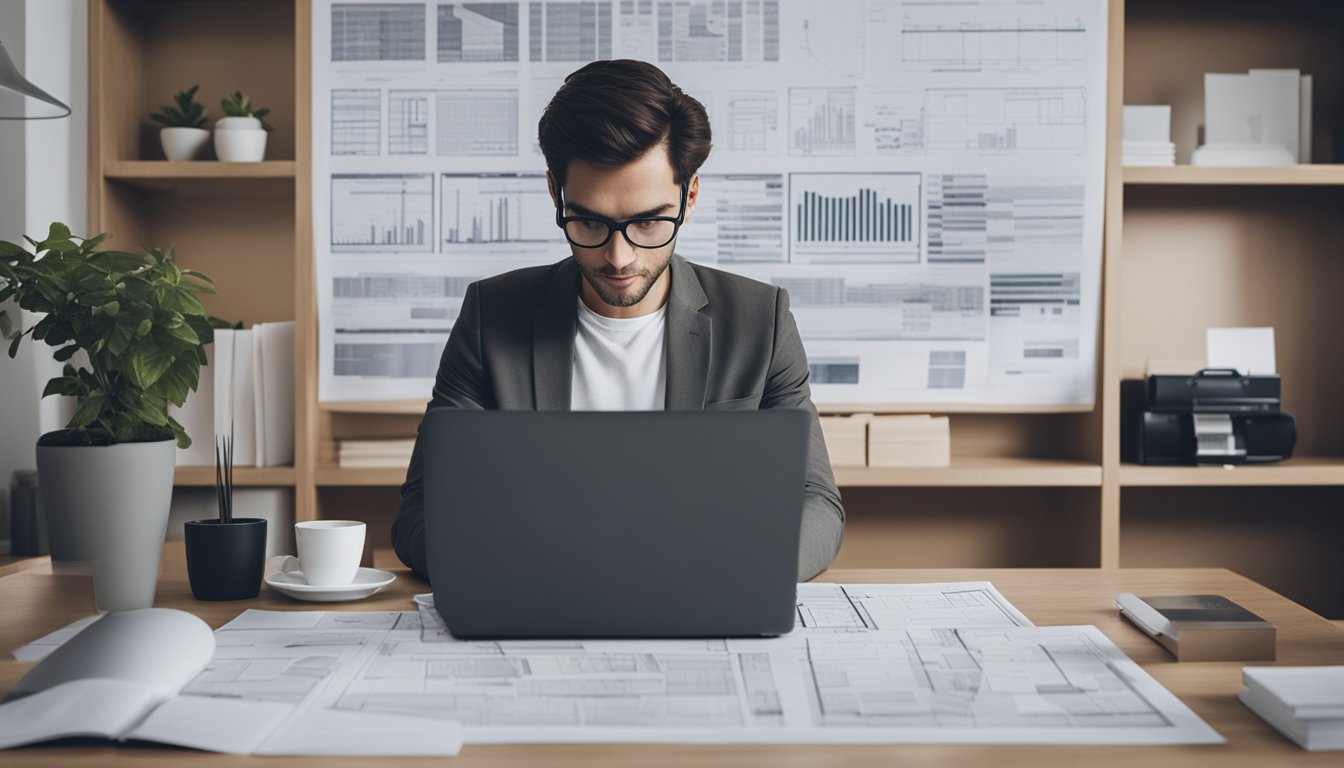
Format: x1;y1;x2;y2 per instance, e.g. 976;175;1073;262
276;555;302;578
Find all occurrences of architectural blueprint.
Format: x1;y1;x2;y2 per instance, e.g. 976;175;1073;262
312;0;1109;407
157;582;1222;745
794;581;1032;629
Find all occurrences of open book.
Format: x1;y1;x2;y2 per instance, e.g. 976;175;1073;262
0;608;460;756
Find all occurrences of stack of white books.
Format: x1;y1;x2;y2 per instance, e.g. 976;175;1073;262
1240;666;1344;751
170;322;296;468
337;438;416;469
1123;105;1175;166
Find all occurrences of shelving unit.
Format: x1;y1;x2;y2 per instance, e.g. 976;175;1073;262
88;0;1344;617
1113;0;1344;617
87;0;307;511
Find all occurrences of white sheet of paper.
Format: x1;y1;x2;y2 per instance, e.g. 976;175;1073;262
796;582;1034;629
0;679;154;749
257;707;462;756
1248;69;1301;159
128;695;295;754
354;587;1218;745
1207;327;1276;374
219;609;326;631
8;609;215;704
10;614;102;661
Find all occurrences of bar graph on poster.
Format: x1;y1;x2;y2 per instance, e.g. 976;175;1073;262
313;0;1108;406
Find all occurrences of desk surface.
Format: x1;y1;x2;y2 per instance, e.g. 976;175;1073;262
1;545;1342;767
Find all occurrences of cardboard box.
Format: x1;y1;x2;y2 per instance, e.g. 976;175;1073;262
819;415;869;467
868;415;950;467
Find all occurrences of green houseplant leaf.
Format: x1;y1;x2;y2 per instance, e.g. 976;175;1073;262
0;225;222;449
220;90;274;132
149;85;209;129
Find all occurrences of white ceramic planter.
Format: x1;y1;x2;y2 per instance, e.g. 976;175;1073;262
214;115;268;162
36;439;176;612
159;126;210;161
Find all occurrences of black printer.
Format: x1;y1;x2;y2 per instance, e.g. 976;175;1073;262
1123;368;1297;465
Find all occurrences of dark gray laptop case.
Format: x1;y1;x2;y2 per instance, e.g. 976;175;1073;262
423;409;809;639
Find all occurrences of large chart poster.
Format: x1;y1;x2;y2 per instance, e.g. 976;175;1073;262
313;0;1108;407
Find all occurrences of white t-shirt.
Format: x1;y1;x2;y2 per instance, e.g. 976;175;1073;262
570;297;667;411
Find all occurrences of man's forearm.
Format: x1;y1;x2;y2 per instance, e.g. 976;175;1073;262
797;493;844;581
393;436;432;582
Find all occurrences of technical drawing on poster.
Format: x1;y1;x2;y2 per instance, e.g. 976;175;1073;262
312;0;1109;407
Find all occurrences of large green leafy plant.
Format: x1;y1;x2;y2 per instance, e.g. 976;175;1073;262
0;223;219;448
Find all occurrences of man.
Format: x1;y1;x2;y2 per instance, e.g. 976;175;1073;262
393;59;844;581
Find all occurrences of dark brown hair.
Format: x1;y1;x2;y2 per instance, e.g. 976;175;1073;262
538;60;712;191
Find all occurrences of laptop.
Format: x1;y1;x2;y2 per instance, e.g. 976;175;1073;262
422;408;810;639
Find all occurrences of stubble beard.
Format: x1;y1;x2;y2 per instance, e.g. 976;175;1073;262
579;249;674;308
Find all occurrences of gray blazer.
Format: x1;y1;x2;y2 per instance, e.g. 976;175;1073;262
393;254;845;581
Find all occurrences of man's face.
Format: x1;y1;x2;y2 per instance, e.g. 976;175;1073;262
548;143;698;318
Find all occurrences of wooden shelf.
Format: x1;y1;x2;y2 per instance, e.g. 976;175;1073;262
174;465;297;487
0;554;49;579
317;401;1095;416
105;160;297;179
1123;165;1344;186
316;464;407;486
314;457;1102;488
835;458;1102;488
104;161;297;191
1120;457;1344;487
320;400;425;415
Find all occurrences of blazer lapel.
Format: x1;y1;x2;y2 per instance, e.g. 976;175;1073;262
532;258;579;411
664;255;711;411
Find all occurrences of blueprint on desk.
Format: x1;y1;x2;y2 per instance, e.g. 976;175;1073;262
159;582;1223;745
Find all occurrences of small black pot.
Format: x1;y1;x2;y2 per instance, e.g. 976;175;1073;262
184;518;267;600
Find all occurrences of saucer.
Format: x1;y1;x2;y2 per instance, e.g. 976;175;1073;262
265;567;396;602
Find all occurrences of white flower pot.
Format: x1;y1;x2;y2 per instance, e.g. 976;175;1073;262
159;126;210;161
36;438;176;612
215;115;261;131
214;116;268;162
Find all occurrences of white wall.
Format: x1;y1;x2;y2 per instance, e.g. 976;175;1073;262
0;0;87;539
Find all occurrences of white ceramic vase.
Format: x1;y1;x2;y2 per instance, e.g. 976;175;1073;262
36;439;176;612
159;127;210;161
214;115;268;162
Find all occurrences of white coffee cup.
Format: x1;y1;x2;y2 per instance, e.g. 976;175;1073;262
284;520;366;586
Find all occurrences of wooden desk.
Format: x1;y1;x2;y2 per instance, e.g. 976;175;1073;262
0;553;46;579
2;544;1342;766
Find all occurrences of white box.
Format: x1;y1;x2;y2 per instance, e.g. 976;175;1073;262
1123;105;1172;143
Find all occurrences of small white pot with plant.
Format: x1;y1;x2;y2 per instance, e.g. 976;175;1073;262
151;85;210;161
214;91;272;162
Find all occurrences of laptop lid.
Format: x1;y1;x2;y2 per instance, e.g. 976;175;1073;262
423;409;809;639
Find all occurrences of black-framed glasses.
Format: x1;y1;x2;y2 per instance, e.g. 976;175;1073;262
555;182;688;249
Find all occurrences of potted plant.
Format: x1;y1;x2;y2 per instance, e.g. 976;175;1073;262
0;223;220;611
150;85;210;161
214;90;272;162
184;433;267;601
